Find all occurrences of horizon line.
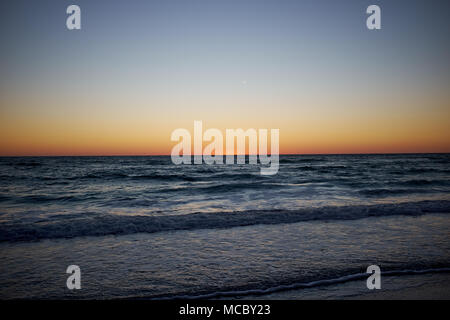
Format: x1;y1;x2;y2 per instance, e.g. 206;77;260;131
1;152;449;157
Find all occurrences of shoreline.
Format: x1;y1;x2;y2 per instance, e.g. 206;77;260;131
238;272;450;300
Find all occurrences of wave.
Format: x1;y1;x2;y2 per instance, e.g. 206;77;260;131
148;266;450;300
18;194;101;204
195;182;279;194
358;188;437;196
13;161;42;167
1;200;449;242
280;158;327;164
128;173;196;182
36;172;264;183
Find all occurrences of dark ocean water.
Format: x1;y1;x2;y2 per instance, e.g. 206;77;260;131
0;154;449;299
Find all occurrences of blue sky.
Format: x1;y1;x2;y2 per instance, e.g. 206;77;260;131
1;0;449;155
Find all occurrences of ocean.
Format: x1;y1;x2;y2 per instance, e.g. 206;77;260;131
0;154;449;299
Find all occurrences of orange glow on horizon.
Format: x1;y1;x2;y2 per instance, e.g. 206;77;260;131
1;89;449;156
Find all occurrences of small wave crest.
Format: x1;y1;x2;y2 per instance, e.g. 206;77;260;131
150;267;450;300
1;200;449;242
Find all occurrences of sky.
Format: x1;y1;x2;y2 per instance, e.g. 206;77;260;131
0;0;449;155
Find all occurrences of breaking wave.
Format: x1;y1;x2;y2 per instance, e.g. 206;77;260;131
1;200;449;242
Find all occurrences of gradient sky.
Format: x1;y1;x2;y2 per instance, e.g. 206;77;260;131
1;0;449;155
